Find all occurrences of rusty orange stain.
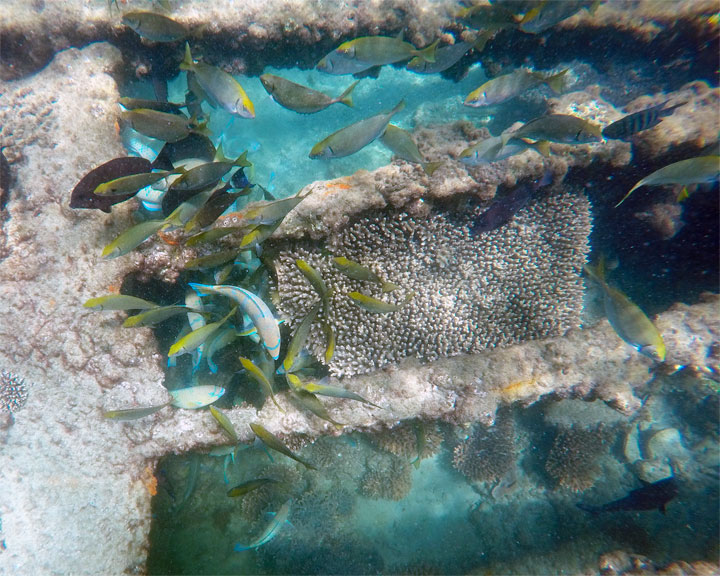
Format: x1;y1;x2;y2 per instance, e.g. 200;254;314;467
326;182;352;190
499;377;538;399
141;465;158;496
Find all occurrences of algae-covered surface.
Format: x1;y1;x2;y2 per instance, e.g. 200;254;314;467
0;1;718;575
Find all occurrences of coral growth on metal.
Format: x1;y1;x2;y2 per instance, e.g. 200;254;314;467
1;370;28;413
274;188;591;377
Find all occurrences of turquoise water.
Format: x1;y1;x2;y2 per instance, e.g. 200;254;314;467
4;1;713;574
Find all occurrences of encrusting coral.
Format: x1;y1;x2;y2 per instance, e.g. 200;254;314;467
274;186;591;377
452;409;516;483
545;425;610;491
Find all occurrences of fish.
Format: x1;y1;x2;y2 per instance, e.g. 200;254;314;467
234;499;291;551
456;3;521;32
295;259;330;301
238;220;283;250
347;291;414;313
71;157;152;212
103;403;169;420
189;283;281;359
520;0;600;34
123;305;203;327
186;226;247;246
470;171;552;235
184;187;250;233
464;68;567;107
584;259;666;362
511;114;602;144
260;74;358;114
101;219;166;259
163;188;214;226
180;43;255;119
332;256;398;292
227;478;279;498
601;101;684;140
239;356;284;412
185;289;207;373
93;168;182;196
168;307;237;357
577;476;678;514
320;36;439;72
121;11;187;42
407;41;475;74
184;249;244;271
287;384;345;429
122;109;208;143
283;302;322;374
239;194;306;226
205;326;239;373
249;423;317;470
459;134;550;165
118;97;187;114
291;374;382;409
209;405;238;443
309;100;405;159
315;49;382;76
614;155;720;207
169;384;226;409
151;133;216;171
83;294;158;311
379;124;443;176
322;321;335;363
168;147;251;194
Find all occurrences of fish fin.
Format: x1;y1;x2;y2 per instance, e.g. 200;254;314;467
338;80;359;108
422;160;443;176
353;65;383;80
416;39;440;63
179;42;194;71
474;31;493;54
544;69;569;94
532;140;551;158
234;150;252;168
391;99;406;116
381;281;400;293
676;186;690;202
615;180;644;207
187;282;214;297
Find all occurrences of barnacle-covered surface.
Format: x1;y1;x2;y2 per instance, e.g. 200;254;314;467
273;186;591;377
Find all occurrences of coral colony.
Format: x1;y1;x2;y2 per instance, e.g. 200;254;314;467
0;370;28;414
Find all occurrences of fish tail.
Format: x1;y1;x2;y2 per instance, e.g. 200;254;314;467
234;150;252;168
337;80;359;108
179;42;195;71
583;256;607;285
422;161;443;176
544;69;569;94
615;180;644;207
188;282;215;297
474;31;493;54
415;39;439;63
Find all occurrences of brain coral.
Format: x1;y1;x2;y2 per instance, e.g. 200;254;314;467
272;186;591;377
545;425;610;491
452;409;515;483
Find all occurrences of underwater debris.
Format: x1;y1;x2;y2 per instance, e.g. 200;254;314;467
545;425;610;492
452;410;515;483
274;187;591;377
360;454;413;501
0;370;28;413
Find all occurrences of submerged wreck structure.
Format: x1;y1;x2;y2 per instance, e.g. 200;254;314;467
0;1;718;574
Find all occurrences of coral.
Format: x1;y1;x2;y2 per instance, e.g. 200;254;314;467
1;370;28;413
239;463;302;521
360;454;412;501
274;186;591;377
545;426;610;491
452;409;515;483
293;488;356;531
370;419;444;463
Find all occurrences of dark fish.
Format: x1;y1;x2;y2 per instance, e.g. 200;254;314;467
0;148;12;210
577;476;679;515
602;102;684;140
119;97;186;114
470;172;551;235
151;133;216;171
70;157;152;213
